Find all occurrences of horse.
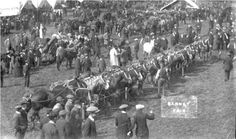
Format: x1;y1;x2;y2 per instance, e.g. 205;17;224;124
153;37;168;53
102;67;133;105
80;74;110;108
1;53;12;74
23;78;88;124
170;31;179;46
197;39;211;61
64;44;78;69
125;64;147;96
142;37;155;57
41;36;58;64
144;57;160;86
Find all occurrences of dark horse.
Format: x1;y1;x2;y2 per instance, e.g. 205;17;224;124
101;67;134;105
23;78;87;124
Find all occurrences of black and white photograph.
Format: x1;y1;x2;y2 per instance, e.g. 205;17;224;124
0;0;235;139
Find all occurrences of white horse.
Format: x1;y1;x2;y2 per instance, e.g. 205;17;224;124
143;38;155;57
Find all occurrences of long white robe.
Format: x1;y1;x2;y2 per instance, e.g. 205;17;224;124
39;26;43;39
109;48;119;66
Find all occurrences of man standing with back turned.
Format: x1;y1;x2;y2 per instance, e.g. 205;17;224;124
223;51;233;82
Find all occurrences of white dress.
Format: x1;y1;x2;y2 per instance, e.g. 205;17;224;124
109;48;119;66
39;26;43;39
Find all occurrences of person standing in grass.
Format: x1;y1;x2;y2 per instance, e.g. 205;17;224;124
13;105;27;139
56;41;65;71
41;112;60;139
223;51;233;82
82;106;99;139
131;104;154;139
0;58;5;87
115;104;132;139
23;60;31;88
97;55;106;73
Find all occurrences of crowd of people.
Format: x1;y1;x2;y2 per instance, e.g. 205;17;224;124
1;0;235;139
14;93;155;139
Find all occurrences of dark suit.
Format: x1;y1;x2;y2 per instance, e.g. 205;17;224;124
97;58;106;73
1;61;5;87
132;110;154;139
222;32;229;50
209;33;214;46
23;63;30;87
159;38;168;51
13;111;28;139
115;112;132;139
39;116;50;129
75;57;82;77
41;121;59;139
69;110;83;139
56;117;73;139
82;117;97;139
223;56;233;81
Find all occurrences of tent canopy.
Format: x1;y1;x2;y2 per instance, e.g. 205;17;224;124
21;0;37;11
19;0;62;9
160;0;199;11
38;0;52;10
54;0;64;9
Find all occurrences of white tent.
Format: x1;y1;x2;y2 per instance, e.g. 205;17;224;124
185;0;199;9
19;0;61;9
0;0;22;16
160;0;199;11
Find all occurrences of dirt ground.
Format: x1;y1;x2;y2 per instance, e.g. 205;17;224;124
1;21;235;139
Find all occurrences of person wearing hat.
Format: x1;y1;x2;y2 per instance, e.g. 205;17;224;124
154;60;169;98
66;94;74;100
131;104;154;139
65;95;74;120
4;36;11;53
13;105;28;139
13;54;24;77
0;58;5;87
222;27;230;50
52;96;64;114
97;55;106;73
82;106;99;139
223;51;234;82
82;41;91;56
115;104;132;139
56;41;65;71
20;99;29;117
56;110;73;139
208;14;214;33
110;44;120;67
41;112;60;139
39;109;52;129
23;60;31;88
227;37;236;56
196;19;202;35
81;52;92;74
75;53;82;77
69;103;83;139
208;29;214;52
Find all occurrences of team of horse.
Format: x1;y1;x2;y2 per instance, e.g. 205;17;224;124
22;34;212;127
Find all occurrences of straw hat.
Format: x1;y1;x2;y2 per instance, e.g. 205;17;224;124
135;104;145;110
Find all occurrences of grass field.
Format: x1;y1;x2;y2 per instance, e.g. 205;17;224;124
1;20;235;139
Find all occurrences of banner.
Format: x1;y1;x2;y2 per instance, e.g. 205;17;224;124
161;95;198;118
